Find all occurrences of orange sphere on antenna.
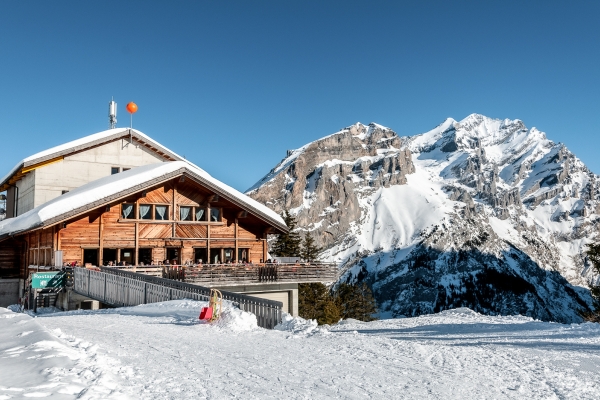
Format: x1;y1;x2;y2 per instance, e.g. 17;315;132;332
126;102;138;114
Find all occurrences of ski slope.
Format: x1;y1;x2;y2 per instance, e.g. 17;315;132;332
1;301;600;399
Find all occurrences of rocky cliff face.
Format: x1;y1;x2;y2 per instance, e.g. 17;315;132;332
247;115;600;323
248;123;415;249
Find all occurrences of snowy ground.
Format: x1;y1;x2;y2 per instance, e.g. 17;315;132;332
1;301;600;399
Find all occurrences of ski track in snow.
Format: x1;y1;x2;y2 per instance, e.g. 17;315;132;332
2;301;600;399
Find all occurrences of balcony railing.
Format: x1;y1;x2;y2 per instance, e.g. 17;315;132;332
96;263;339;286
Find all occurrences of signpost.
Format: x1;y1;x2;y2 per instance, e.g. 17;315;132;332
31;272;64;289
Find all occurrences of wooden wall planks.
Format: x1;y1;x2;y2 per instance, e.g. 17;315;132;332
139;224;172;239
175;224;207;238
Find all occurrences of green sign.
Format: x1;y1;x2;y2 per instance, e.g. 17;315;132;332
31;272;64;289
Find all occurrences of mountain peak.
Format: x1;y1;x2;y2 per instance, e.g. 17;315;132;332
247;114;598;323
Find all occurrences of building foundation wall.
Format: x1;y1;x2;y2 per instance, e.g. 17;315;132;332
0;279;19;307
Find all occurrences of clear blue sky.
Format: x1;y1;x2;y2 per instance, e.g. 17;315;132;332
1;1;599;191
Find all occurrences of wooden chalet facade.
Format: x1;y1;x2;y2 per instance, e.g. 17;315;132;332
21;176;279;273
0;162;287;281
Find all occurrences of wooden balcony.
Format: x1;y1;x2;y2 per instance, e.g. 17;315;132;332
102;263;339;286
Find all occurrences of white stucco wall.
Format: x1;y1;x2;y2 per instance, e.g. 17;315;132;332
16;171;36;215
32;139;167;209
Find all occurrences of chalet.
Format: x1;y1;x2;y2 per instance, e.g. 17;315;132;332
0;128;336;316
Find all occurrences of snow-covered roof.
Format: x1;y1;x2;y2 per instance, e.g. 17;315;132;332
0;128;191;190
0;161;288;239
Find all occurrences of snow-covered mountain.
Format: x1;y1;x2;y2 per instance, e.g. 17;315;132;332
247;114;600;323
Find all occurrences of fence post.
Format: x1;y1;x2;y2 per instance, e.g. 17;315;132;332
103;273;107;303
143;282;147;304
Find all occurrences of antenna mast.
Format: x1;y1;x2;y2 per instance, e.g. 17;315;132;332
108;98;117;129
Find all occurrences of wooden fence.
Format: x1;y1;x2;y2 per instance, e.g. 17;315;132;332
73;267;283;329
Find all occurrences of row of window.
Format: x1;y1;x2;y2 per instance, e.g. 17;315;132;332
121;203;221;222
83;247;250;265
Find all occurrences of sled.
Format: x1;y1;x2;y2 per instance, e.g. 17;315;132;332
199;289;223;322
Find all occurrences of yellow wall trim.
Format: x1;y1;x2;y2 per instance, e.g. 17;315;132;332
21;156;64;174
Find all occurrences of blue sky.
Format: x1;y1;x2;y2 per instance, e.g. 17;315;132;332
1;1;599;191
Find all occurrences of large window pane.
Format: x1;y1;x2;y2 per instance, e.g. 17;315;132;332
138;248;152;265
139;204;152;220
210;208;220;222
120;249;134;265
210;248;221;264
238;248;248;263
122;203;135;219
224;248;234;263
180;206;192;221
155;205;168;220
194;248;207;264
195;207;206;221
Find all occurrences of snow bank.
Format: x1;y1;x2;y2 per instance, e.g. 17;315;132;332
274;313;321;337
212;304;258;332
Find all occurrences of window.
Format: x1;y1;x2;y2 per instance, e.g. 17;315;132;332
121;203;135;219
61;190;69;195
180;206;192;221
210;208;221;222
210;248;221;264
122;168;130;172
194;248;207;264
120;249;134;265
111;167;120;175
224;248;234;263
155;205;168;220
103;248;117;265
83;249;98;266
195;207;206;221
167;248;180;264
138;248;152;265
139;204;152;220
238;248;248;263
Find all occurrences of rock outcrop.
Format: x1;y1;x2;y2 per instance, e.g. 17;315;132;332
248;123;415;248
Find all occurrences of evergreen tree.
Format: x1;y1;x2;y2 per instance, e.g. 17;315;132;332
271;210;302;257
300;232;322;262
582;243;600;322
335;282;378;322
298;283;341;325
